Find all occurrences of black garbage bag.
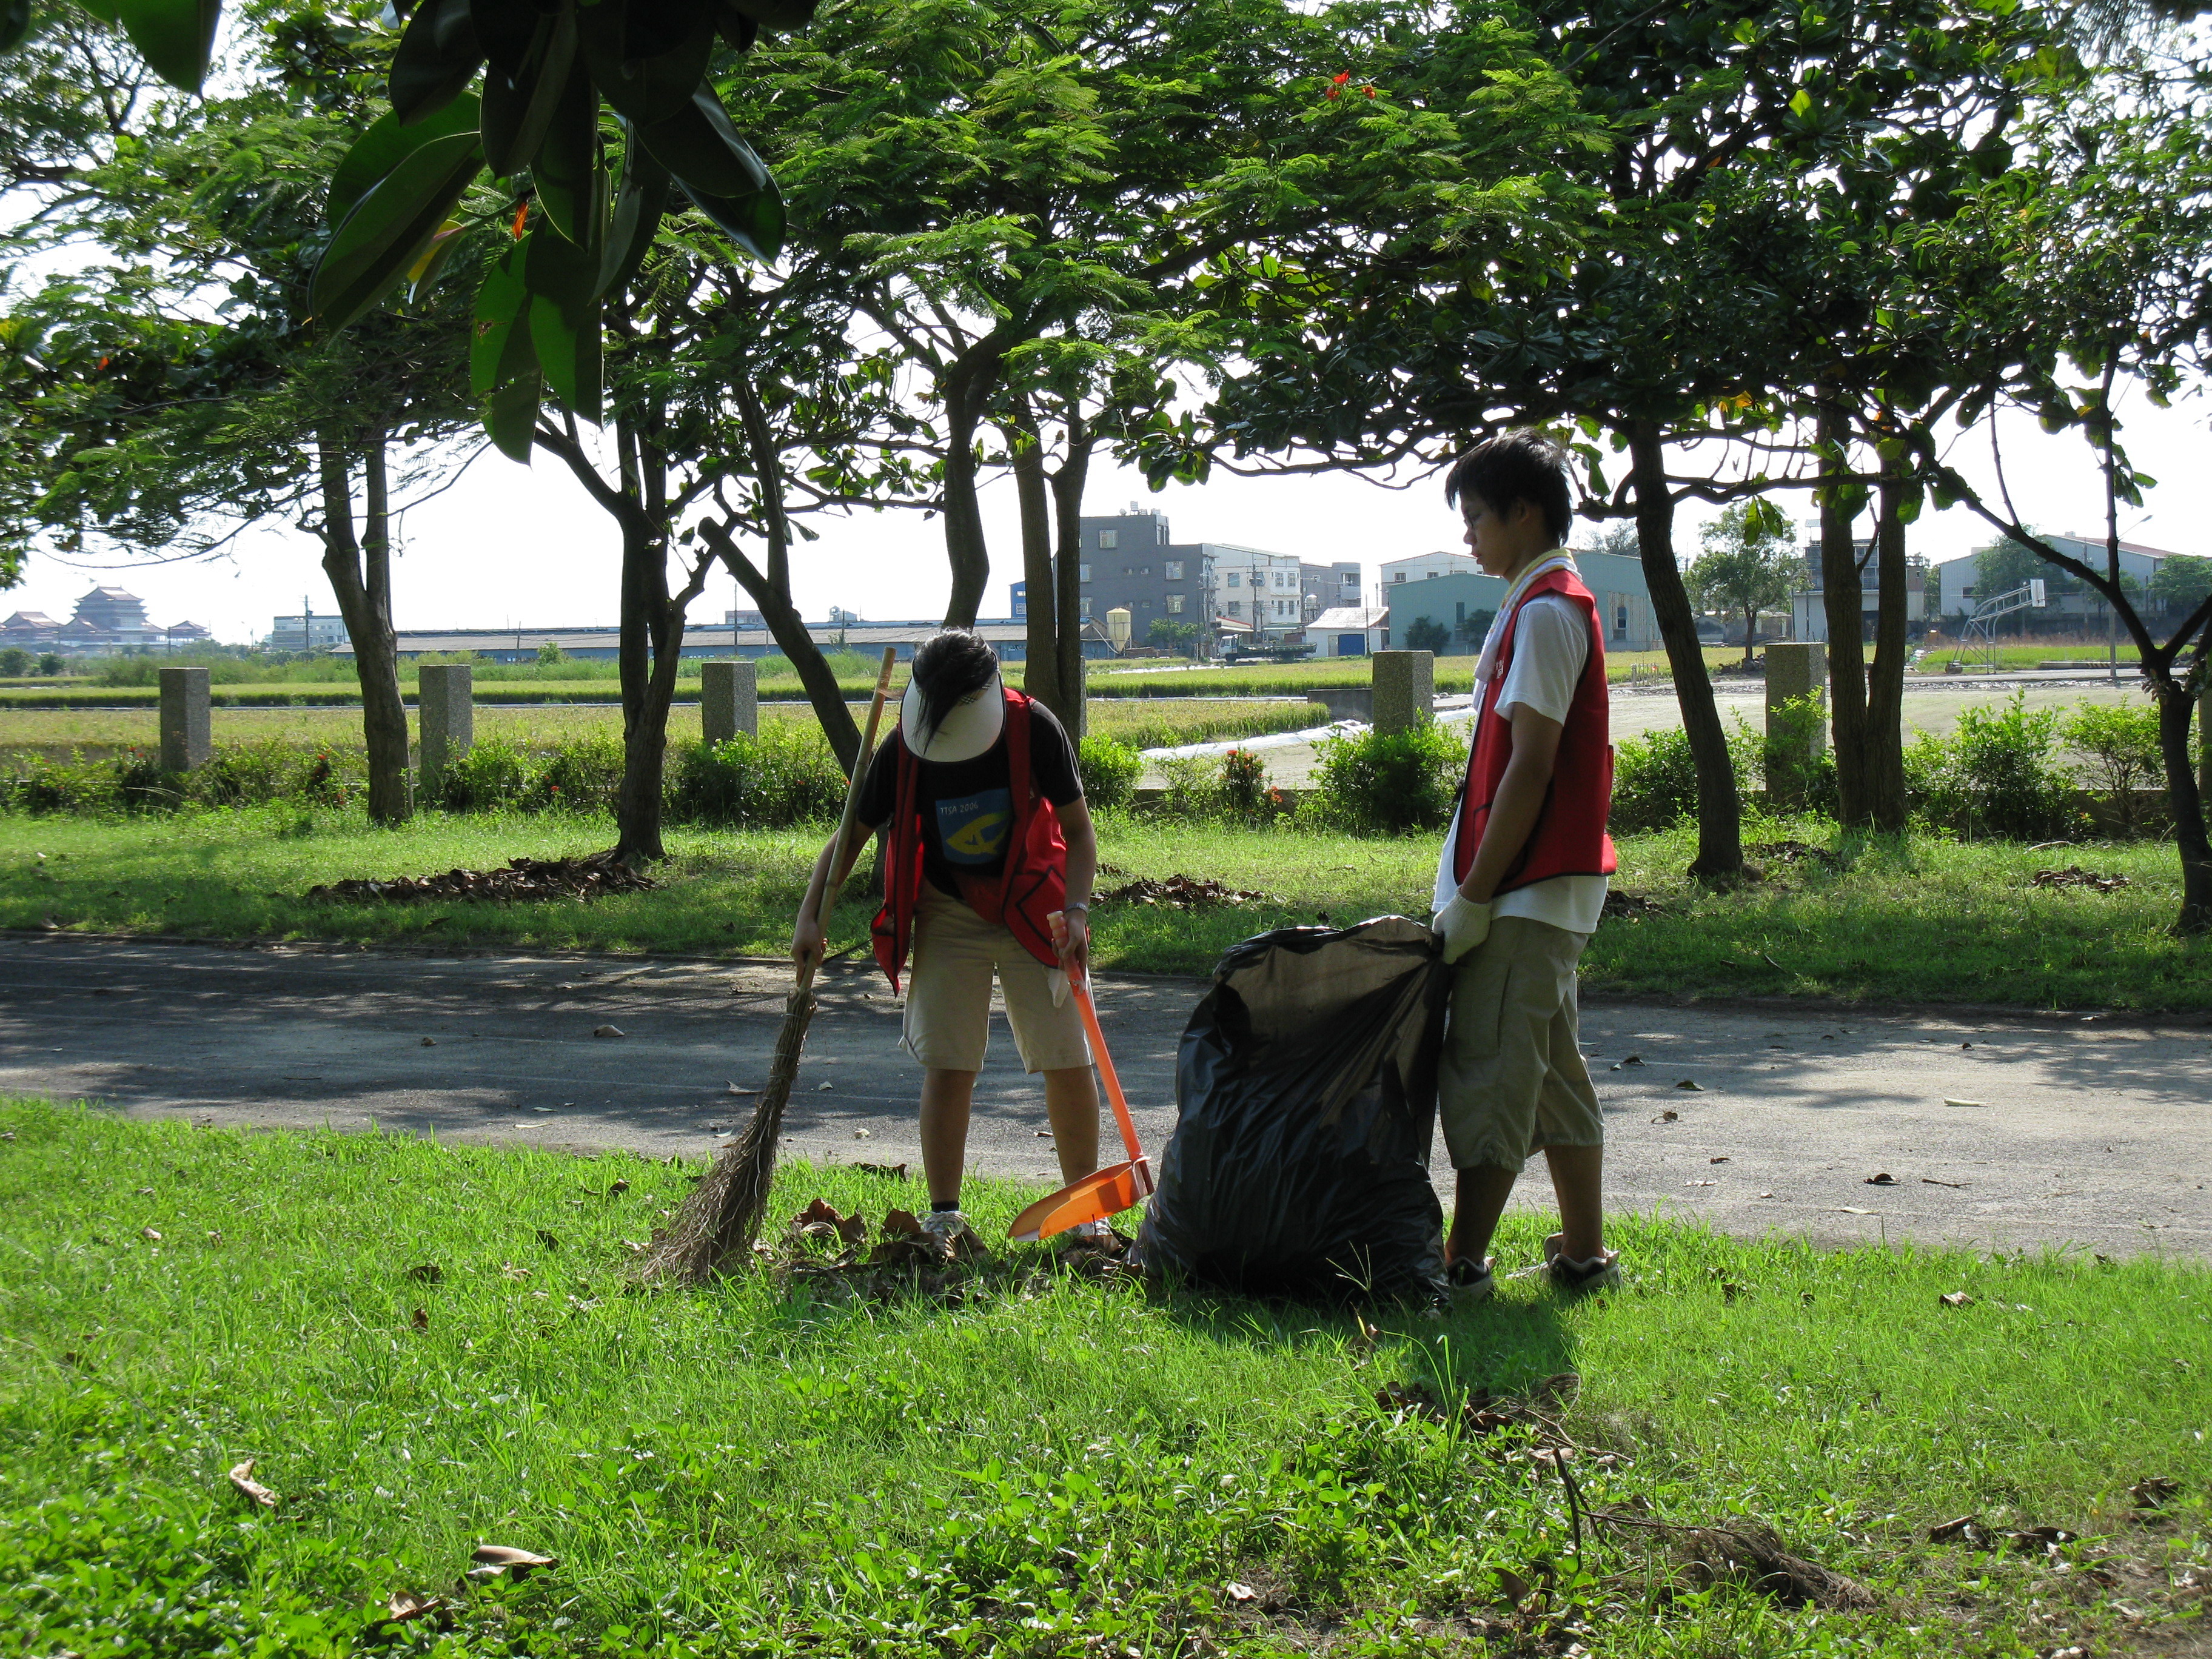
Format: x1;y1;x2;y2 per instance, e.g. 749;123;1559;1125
1136;915;1450;1303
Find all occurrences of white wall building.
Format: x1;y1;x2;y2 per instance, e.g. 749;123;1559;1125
1934;535;2174;619
1380;551;1478;590
1208;546;1305;639
1310;605;1392;657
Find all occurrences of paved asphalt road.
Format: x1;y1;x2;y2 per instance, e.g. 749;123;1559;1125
2;933;2206;1262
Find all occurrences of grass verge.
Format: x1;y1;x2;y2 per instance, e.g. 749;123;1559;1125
2;1098;2205;1657
2;809;2208;1010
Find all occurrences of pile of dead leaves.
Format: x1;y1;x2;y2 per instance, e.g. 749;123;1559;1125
2031;865;2131;893
765;1198;1131;1306
306;854;657;905
1601;890;1671;920
1097;873;1271;909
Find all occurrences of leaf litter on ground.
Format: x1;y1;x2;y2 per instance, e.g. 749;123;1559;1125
765;1197;1131;1307
306;853;656;905
1096;873;1270;908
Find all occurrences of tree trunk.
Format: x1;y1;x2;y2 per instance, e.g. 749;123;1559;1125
940;384;990;629
1741;605;1757;668
610;407;693;868
1817;403;1869;825
1048;408;1093;732
315;432;411;825
1627;421;1741;879
1863;469;1911;833
2154;664;2212;933
711;378;864;772
1005;398;1064;722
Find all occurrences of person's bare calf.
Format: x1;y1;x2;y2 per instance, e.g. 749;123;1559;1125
919;1065;1101;1208
1447;1144;1605;1267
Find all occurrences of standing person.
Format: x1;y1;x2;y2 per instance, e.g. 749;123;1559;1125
1429;431;1618;1299
790;629;1106;1244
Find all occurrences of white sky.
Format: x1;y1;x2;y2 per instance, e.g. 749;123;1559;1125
8;389;2207;644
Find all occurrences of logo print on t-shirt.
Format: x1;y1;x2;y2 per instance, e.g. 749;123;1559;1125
936;788;1013;865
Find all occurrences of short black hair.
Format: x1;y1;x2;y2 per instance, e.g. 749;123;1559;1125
1444;430;1572;547
910;629;999;747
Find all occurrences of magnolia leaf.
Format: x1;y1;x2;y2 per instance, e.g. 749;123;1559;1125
598;129;669;297
380;1590;444;1624
311;130;485;332
328;93;481;225
469;1544;556;1580
390;0;483;127
480;4;577;178
486;367;542;462
115;0;220;92
405;220;472;305
1;0;35;53
577;0;715;125
531;59;603;249
680;175;785;264
470;235;532;397
525;221;603;416
638;88;769;201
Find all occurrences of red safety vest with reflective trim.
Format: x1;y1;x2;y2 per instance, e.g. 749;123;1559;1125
1450;567;1617;894
871;686;1067;994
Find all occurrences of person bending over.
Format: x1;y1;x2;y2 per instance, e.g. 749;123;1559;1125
791;629;1104;1244
1429;431;1620;1299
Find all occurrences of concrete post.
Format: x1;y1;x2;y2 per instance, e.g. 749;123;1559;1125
418;665;474;797
1371;651;1434;735
701;659;758;743
158;666;210;772
1763;641;1828;803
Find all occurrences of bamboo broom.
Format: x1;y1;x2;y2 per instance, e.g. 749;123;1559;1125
641;646;900;1284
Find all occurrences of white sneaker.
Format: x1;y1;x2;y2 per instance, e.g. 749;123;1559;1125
919;1209;971;1240
1068;1218;1113;1242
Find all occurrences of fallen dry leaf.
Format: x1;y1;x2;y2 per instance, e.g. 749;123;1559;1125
852;1127;869;1138
1098;873;1270;909
2006;1526;2077;1553
380;1589;444;1624
2031;865;2130;892
2131;1476;2181;1509
1921;1176;1965;1188
1349;1311;1380;1359
1928;1514;1985;1545
420;1037;437;1047
816;1081;834;1091
1622;1053;1645;1066
1864;1172;1897;1186
593;1025;625;1039
500;1262;531;1281
307;854;654;907
1942;1098;1986;1109
853;1162;908;1179
1709;1156;1731;1164
1652;1108;1680;1124
140;1227;161;1242
1494;1567;1532;1607
1225;1581;1258;1604
1674;1079;1704;1091
1940;1291;1976;1307
228;1460;278;1509
608;1178;629;1196
726;1082;759;1096
405;1263;443;1284
1838;1206;1874;1215
535;1230;561;1251
410;1307;429;1332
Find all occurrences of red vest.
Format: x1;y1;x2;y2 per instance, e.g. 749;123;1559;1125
1450;566;1616;894
871;686;1068;994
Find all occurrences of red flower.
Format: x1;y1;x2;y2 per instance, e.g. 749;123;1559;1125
1326;70;1350;99
1362;84;1376;97
511;203;529;238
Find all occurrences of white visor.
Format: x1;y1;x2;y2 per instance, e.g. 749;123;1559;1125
899;671;1005;763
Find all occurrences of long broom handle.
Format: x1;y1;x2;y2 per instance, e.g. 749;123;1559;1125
1071;978;1144;1165
802;646;899;994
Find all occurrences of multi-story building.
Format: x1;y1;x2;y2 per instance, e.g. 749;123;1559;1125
1385;547;1661;655
1301;560;1362;624
1787;535;1926;642
1930;534;2179;623
1381;551;1478;589
266;611;352;649
1072;506;1304;651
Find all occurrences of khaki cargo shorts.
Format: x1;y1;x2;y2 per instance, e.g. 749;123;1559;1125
1436;915;1604;1171
900;883;1092;1074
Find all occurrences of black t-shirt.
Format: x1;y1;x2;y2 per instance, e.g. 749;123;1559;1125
856;698;1084;897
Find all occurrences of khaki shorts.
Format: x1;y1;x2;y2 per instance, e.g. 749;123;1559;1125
1437;915;1604;1171
900;884;1092;1074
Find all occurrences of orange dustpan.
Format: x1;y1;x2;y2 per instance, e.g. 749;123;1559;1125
1008;973;1155;1242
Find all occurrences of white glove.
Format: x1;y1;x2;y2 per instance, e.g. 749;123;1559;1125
1433;893;1494;965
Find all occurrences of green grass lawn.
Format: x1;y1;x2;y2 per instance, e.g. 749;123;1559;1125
0;697;1312;759
1;1099;2204;1658
1;808;2207;1010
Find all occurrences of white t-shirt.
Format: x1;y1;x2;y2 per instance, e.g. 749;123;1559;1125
1432;593;1609;937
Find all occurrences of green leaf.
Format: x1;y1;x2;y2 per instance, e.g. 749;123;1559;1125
486;367;542;463
531;59;602;250
1;0;36;55
310;130;485;332
525;222;602;418
480;4;576;178
114;0;220;92
598;127;670;298
470;234;532;397
1787;88;1812;119
390;0;483;127
576;0;714;125
327;93;481;226
638;88;769;201
404;220;471;306
76;0;121;19
680;175;783;263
